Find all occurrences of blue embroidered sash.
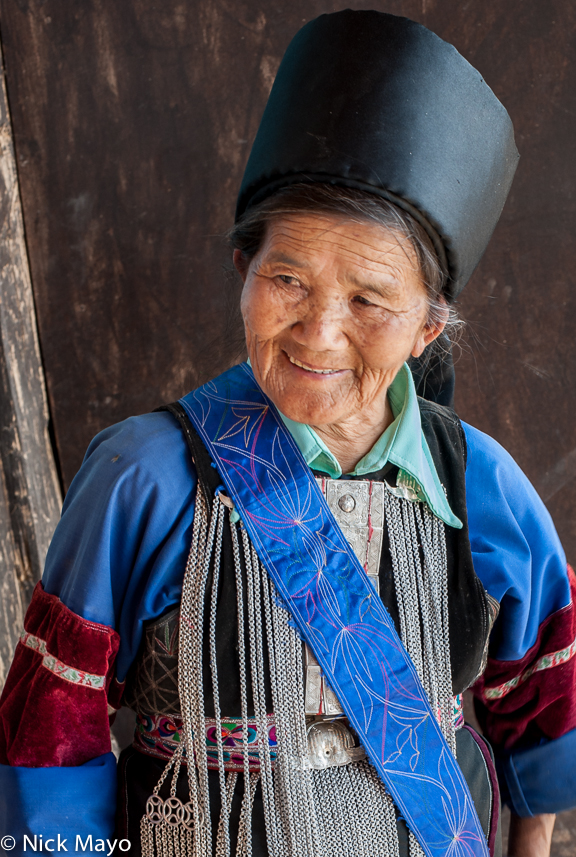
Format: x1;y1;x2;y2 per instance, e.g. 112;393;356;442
180;364;488;857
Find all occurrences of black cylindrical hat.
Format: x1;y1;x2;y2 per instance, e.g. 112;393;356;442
236;10;519;300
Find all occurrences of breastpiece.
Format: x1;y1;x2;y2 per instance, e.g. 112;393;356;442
303;478;385;718
317;477;385;592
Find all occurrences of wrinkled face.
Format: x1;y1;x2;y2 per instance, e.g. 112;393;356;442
236;213;442;430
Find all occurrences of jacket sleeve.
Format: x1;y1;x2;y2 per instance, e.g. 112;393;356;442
463;421;576;815
0;410;196;844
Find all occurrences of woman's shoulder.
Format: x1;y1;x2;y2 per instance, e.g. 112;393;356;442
461;420;514;461
460;421;535;496
85;409;189;461
420;407;538;497
86;409;193;470
65;410;196;511
461;421;562;554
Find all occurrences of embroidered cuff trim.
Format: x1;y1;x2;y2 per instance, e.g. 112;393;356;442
20;630;106;690
483;634;576;700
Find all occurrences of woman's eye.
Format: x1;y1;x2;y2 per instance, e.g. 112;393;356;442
352;295;375;307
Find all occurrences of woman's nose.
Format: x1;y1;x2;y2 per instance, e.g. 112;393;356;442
290;301;348;351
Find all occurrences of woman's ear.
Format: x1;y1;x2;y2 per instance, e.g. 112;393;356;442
411;301;449;359
233;249;249;283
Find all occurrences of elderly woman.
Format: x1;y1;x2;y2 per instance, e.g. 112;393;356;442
0;11;574;857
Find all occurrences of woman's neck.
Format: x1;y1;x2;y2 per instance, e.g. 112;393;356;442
310;396;395;474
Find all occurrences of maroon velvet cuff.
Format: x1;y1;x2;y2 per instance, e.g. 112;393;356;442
473;565;576;751
0;582;120;767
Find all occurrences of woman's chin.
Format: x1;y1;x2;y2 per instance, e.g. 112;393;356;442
271;394;343;427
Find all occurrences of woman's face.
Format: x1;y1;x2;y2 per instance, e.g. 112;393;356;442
236;213;444;430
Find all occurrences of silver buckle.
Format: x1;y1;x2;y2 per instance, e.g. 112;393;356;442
304;718;366;770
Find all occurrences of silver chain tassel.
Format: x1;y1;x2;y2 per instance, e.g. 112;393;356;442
141;479;453;857
141;486;217;857
385;487;455;857
258;541;321;856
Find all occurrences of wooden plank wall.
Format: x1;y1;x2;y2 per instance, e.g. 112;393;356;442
0;37;61;683
0;0;574;559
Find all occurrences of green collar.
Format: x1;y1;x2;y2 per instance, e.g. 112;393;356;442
277;364;462;529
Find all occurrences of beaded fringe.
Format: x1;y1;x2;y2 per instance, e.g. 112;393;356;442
141;483;454;857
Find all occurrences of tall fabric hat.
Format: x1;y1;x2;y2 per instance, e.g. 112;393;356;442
236;10;519;301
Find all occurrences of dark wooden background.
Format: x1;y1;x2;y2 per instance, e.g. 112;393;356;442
0;0;575;561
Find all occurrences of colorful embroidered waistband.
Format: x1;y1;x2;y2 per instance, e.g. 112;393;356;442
133;712;277;771
133;698;463;771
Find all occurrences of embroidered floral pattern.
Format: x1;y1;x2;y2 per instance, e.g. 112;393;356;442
19;630;106;690
133;712;278;771
483;635;576;700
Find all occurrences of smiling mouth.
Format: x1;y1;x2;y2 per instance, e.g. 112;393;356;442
288;355;341;375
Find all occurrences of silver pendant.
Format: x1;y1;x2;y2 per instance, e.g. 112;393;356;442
305;718;366;770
